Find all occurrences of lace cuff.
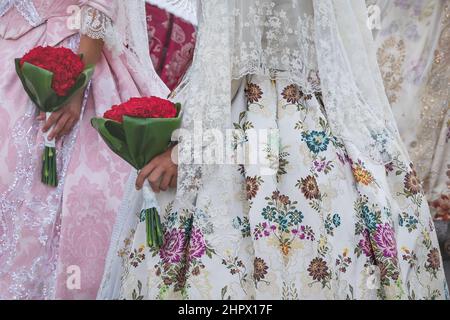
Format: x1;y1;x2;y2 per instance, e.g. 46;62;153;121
80;6;121;54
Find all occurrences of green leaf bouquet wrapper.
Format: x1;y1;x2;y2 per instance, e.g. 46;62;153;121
15;57;94;187
91;103;182;249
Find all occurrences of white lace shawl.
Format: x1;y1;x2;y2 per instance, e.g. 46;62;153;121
161;0;409;208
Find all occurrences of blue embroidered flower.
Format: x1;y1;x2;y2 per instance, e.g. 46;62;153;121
325;213;340;235
277;214;290;232
398;214;404;227
405;215;418;232
166;210;178;228
288;210;304;225
332;214;341;227
362;205;378;231
233;216;251;237
302;131;330;154
262;206;277;222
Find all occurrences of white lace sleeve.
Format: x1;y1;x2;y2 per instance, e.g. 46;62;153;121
146;0;199;25
80;6;121;55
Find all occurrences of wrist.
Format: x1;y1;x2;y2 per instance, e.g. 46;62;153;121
64;92;84;113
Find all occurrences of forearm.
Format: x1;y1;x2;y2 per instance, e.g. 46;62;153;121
78;35;104;66
71;35;104;102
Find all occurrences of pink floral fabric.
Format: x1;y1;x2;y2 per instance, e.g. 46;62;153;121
0;0;168;300
146;3;196;90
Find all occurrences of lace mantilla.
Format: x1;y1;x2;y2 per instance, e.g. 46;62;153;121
169;0;409;209
232;0;319;93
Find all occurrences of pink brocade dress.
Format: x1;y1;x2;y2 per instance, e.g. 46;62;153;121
0;0;169;299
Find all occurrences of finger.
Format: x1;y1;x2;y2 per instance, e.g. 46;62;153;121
148;166;165;193
42;111;62;133
159;172;173;192
37;112;46;121
135;161;158;190
57;119;75;140
48;114;70;141
169;175;177;189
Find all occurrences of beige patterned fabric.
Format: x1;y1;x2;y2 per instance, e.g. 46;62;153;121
372;0;450;220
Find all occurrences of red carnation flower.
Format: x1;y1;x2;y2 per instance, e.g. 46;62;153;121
103;97;177;123
20;46;85;96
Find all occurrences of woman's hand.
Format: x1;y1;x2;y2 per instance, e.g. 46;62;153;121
136;146;178;193
37;92;84;141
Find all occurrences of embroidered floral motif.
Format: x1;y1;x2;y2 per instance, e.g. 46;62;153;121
404;169;421;195
377;36;406;104
114;73;447;301
302;131;330;154
297;175;320;200
281;84;301;104
426;248;441;271
253;257;269;282
245;83;263;103
246;176;263;200
308;257;330;283
352;161;375;186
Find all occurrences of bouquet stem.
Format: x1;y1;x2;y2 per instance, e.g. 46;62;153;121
41;112;57;187
42;146;57;186
141;180;164;249
144;208;164;249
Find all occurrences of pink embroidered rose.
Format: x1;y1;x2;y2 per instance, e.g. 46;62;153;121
160;228;185;263
374;223;397;258
359;229;375;258
188;228;206;260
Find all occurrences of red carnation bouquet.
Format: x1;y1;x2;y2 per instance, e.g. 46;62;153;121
103;97;178;122
92;97;182;249
15;46;94;186
20;46;85;96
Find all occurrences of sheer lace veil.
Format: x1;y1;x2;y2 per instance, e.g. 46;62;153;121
113;0;168;96
168;0;408;209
